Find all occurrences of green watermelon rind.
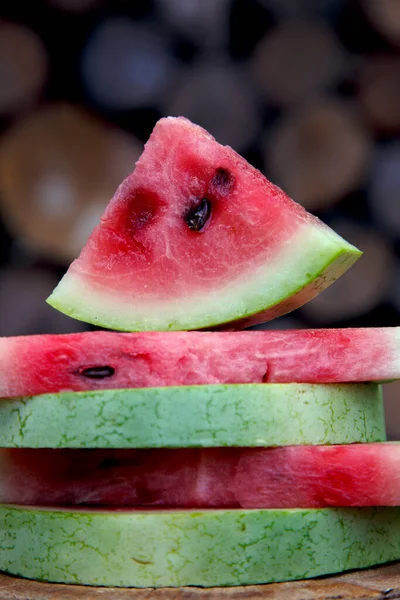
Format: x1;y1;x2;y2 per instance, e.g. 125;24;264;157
47;224;361;331
0;383;385;448
1;505;399;587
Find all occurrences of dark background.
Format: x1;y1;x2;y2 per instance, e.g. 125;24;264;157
0;0;399;432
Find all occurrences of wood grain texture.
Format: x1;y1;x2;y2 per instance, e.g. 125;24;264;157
0;563;400;600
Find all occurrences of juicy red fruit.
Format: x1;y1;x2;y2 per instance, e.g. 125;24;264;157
1;328;399;398
2;444;400;508
78;118;307;298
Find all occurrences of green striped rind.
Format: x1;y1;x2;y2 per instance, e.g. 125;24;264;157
0;505;399;587
0;383;385;448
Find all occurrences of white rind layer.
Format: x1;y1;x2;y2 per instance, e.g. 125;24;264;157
47;222;360;331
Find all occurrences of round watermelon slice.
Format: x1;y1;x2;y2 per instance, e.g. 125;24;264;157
0;505;399;587
46;117;361;331
1;443;399;508
0;383;384;448
1;328;399;398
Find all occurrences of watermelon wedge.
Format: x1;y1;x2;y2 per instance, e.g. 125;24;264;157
0;383;384;448
47;117;361;331
1;328;400;398
1;443;400;508
1;505;400;587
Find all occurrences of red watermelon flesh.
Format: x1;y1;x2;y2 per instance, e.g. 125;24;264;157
1;444;400;508
46;117;360;331
1;328;399;397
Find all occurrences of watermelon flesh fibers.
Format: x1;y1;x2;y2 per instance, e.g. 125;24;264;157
0;384;385;448
1;328;399;398
1;443;399;508
47;117;361;331
1;505;400;587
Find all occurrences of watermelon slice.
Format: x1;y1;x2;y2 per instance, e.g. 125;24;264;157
1;328;400;398
1;443;400;508
0;383;384;448
1;505;400;587
46;117;361;331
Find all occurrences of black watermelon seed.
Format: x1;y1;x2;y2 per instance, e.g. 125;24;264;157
185;198;212;231
211;168;234;194
98;457;120;469
78;366;115;379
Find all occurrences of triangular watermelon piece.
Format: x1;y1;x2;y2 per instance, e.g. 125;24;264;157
47;117;361;331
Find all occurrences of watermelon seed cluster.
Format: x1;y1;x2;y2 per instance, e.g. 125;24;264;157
1;117;400;588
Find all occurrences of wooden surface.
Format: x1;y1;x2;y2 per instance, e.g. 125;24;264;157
1;563;400;600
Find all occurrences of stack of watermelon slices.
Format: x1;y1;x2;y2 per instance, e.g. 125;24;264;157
1;117;400;588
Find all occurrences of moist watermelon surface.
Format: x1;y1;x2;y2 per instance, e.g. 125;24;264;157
47;117;361;331
1;443;399;508
1;328;400;398
1;505;400;587
0;383;384;448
